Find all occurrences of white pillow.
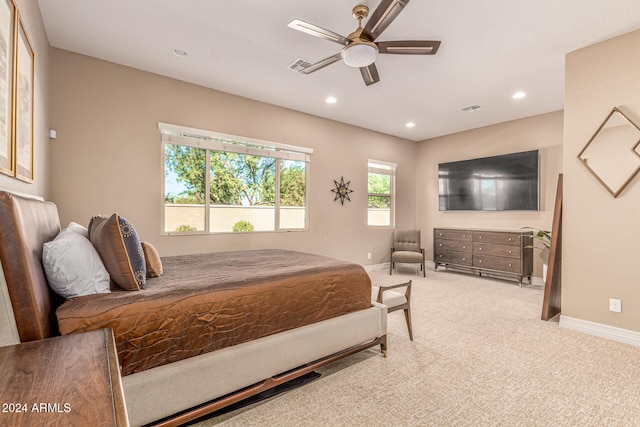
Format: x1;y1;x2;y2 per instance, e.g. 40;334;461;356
64;221;89;239
42;229;111;298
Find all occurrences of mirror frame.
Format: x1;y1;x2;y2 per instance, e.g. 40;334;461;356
577;107;640;198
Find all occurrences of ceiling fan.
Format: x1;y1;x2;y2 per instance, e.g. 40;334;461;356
287;0;441;86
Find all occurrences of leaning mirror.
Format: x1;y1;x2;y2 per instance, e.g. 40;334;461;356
578;107;640;197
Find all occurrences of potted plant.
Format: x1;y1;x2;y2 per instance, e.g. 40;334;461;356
521;228;551;282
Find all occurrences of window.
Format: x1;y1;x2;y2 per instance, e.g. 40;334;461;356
160;123;311;234
368;160;396;227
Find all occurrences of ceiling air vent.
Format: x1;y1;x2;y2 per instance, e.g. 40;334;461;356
462;105;482;113
288;58;312;72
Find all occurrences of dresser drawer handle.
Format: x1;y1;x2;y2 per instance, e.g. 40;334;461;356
478;247;482;250
462;245;466;249
508;263;512;267
508;250;512;254
462;234;466;238
508;238;513;241
439;233;443;236
479;236;483;239
462;258;466;261
439;243;443;247
478;259;482;263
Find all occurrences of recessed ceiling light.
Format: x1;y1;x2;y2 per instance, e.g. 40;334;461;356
172;49;188;58
512;91;526;99
326;97;337;104
405;122;415;128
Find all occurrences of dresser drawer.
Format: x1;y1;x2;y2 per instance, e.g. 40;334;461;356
472;231;521;246
473;255;521;273
435;251;472;266
435;238;472;254
434;229;472;241
472;242;520;259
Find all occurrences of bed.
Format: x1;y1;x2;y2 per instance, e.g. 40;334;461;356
0;190;387;426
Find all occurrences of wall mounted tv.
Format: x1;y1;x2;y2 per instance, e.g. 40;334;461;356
438;150;539;211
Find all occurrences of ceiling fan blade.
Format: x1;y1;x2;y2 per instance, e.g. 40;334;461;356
287;19;350;46
360;63;380;86
362;0;410;41
299;53;342;74
377;40;441;55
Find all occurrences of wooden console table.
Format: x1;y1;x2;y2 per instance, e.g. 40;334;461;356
434;228;533;285
0;328;129;426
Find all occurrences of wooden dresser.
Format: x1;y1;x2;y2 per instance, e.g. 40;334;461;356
433;228;533;285
0;328;129;426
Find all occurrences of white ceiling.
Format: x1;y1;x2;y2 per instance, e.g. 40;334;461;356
38;0;640;141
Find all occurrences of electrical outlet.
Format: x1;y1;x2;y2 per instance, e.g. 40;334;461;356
609;298;622;313
367;252;372;260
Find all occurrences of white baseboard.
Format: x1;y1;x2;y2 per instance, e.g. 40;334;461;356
364;261;435;274
363;263;389;273
365;261;544;284
530;275;545;286
559;315;640;347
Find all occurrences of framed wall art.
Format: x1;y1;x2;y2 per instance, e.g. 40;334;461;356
0;0;14;176
14;12;33;182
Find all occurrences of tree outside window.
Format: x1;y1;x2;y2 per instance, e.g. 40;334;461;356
161;125;310;234
368;160;396;227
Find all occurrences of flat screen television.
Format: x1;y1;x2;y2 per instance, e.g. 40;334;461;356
438;150;539;211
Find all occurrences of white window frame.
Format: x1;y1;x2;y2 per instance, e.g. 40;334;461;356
159;122;312;235
367;159;396;228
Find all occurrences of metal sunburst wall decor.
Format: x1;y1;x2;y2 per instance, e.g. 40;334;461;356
331;176;353;205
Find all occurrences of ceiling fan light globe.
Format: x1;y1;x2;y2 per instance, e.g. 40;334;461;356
341;41;378;67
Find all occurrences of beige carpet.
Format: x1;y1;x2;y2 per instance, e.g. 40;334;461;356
191;268;640;426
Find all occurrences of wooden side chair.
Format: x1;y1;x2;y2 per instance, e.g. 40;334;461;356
372;280;413;340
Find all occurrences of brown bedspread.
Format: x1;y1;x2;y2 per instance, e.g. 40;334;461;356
56;249;371;376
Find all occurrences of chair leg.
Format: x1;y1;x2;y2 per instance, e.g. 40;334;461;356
422;262;426;277
404;308;414;341
380;335;388;357
389;261;393;275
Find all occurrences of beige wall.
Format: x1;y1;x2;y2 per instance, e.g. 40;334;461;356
48;48;417;265
0;1;50;197
416;111;564;278
563;30;640;331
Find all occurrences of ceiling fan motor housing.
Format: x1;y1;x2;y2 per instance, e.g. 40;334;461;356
341;5;378;67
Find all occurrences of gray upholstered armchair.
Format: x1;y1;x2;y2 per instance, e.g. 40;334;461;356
390;229;426;277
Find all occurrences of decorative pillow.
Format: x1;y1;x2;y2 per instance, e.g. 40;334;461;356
89;213;146;291
141;241;163;278
42;229;111;298
64;221;89;239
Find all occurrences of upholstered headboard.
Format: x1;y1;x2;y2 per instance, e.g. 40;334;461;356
0;191;62;341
